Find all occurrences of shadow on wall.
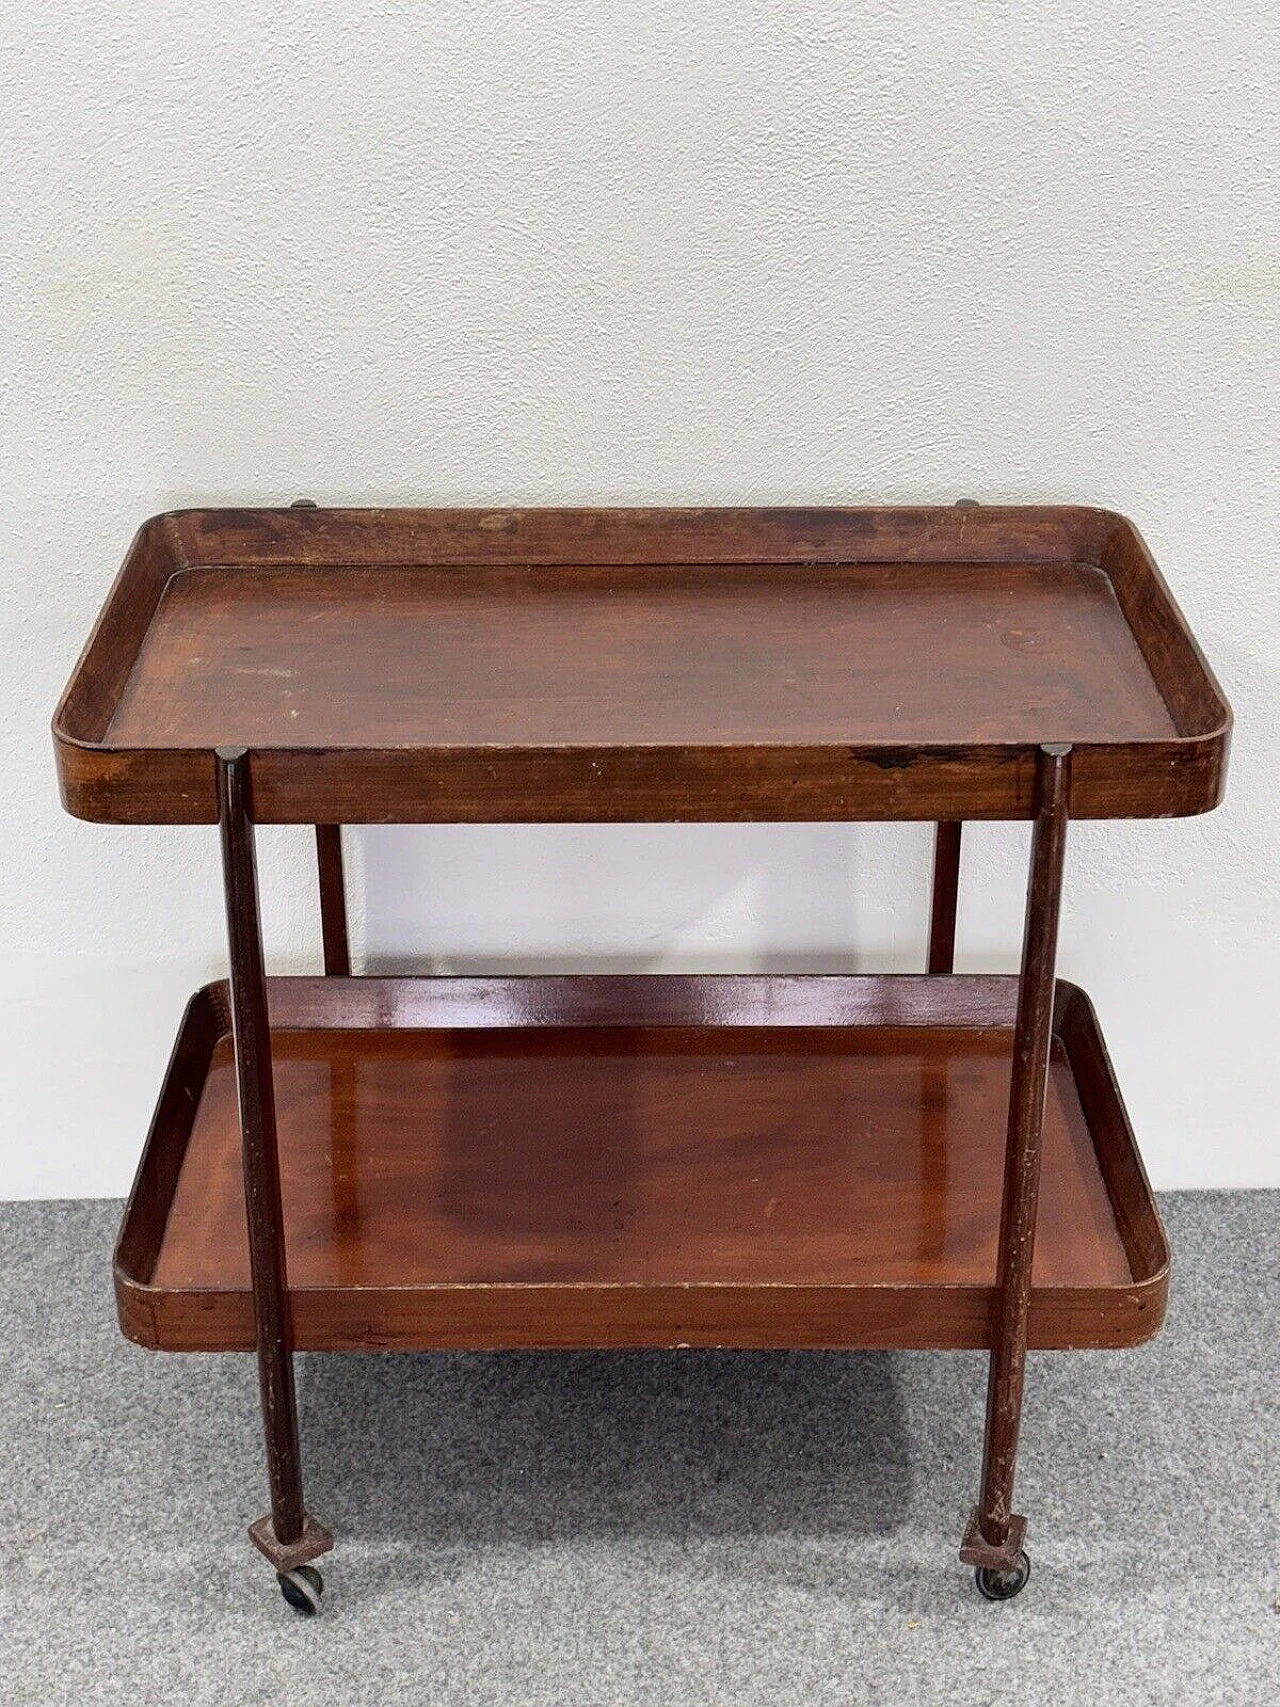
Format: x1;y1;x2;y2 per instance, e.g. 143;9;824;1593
355;822;948;976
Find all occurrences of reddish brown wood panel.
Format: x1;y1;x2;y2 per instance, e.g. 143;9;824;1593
156;1027;1128;1291
54;507;1230;825
105;562;1176;750
169;503;1112;569
114;976;1168;1354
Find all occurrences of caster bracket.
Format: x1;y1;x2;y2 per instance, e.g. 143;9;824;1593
958;1507;1027;1572
249;1512;333;1573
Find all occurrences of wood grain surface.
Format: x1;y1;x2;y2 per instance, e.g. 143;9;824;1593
115;975;1169;1354
54;507;1230;824
106;561;1175;749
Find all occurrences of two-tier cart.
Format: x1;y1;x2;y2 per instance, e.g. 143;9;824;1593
54;504;1229;1612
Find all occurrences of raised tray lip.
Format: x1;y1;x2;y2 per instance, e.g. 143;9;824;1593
113;972;1170;1355
54;504;1231;825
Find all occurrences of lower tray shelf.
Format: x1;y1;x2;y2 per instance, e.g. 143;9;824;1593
115;975;1168;1354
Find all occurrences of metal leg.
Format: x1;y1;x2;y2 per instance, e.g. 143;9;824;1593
217;747;332;1577
928;821;963;973
316;825;351;975
960;744;1071;1579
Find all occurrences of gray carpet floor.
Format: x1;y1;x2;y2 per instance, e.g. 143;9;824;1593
0;1194;1275;1706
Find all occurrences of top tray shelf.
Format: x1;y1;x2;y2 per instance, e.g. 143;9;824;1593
54;506;1229;825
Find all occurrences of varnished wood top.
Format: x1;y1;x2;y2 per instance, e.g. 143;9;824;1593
55;507;1229;823
115;975;1169;1353
155;1024;1129;1293
107;561;1174;749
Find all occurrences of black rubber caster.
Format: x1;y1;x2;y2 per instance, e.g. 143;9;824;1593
277;1564;324;1615
974;1550;1030;1601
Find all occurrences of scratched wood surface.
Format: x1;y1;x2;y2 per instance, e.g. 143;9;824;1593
115;976;1169;1354
105;561;1175;749
55;506;1229;823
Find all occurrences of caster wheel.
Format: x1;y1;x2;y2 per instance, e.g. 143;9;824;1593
277;1564;324;1615
975;1550;1030;1601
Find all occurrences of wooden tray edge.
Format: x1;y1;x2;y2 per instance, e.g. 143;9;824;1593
55;505;1230;825
60;739;1228;827
116;1281;1168;1356
164;503;1115;569
113;973;1169;1355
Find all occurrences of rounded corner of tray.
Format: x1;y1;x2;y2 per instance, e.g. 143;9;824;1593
52;733;222;826
134;506;182;542
187;978;232;1029
1058;503;1136;565
1079;502;1134;532
1050;977;1101;1041
1184;723;1233;816
1051;976;1089;1011
1134;727;1230;822
112;1264;162;1350
1118;1260;1171;1348
51;729;99;823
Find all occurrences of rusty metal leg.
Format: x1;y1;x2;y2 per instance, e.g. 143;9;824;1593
928;821;963;973
316;825;351;975
217;747;332;1581
960;743;1071;1586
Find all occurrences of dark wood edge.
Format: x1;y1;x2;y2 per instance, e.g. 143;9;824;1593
166;503;1114;568
51;513;185;813
53;514;187;738
57;738;1223;825
111;981;229;1344
116;1290;1170;1355
927;822;962;973
254;971;1028;1029
1053;979;1171;1297
1096;511;1232;744
113;972;1168;1354
315;825;351;975
116;1279;1169;1355
54;505;1230;826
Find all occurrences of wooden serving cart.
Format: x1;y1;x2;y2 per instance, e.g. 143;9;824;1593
53;504;1229;1612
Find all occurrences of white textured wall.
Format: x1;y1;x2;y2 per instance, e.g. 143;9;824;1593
2;2;1276;1194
